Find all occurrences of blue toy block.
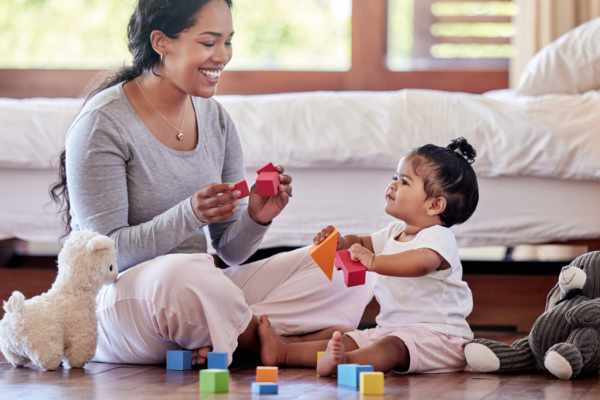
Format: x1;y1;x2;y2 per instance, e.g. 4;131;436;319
166;350;192;370
337;364;374;390
207;351;228;369
251;382;278;395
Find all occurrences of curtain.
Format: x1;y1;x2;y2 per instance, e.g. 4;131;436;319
510;0;600;87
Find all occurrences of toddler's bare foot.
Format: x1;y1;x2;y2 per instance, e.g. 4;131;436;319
316;331;346;377
257;315;287;366
192;346;211;366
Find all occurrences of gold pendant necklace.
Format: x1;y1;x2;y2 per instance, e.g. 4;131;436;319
135;79;189;142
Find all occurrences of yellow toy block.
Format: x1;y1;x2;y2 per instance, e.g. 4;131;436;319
316;351;326;376
309;228;339;280
256;366;278;382
360;371;384;395
317;351;325;363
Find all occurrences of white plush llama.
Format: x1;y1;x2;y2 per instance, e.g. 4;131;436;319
0;231;117;370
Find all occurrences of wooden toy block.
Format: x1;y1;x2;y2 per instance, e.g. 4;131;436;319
316;351;326;376
334;250;368;287
256;162;279;174
251;382;279;395
199;369;230;393
207;352;228;369
233;180;250;198
337;364;374;390
256;172;280;197
166;350;192;370
309;228;339;281
256;366;279;382
360;371;385;395
317;351;325;363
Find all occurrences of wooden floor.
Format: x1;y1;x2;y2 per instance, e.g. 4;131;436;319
2;356;600;400
3;254;600;399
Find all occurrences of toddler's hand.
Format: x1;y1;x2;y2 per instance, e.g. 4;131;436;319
349;243;375;270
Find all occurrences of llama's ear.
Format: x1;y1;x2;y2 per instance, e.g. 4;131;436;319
86;236;114;253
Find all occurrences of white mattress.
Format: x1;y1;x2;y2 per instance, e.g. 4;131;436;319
2;167;599;251
2;89;600;181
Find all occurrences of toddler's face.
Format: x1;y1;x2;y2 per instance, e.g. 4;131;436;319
384;157;429;221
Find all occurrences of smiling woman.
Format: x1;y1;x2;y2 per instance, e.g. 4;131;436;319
45;0;373;366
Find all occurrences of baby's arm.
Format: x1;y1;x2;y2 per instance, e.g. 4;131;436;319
350;244;443;278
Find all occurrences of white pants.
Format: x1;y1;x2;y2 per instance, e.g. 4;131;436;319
93;247;374;364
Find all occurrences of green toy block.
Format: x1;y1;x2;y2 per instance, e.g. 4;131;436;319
199;369;229;393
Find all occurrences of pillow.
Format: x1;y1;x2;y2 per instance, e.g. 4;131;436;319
516;18;600;96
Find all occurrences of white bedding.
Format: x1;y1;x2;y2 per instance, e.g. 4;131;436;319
1;89;600;181
2;167;600;250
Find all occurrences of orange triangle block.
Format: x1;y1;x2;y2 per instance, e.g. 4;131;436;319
310;229;339;281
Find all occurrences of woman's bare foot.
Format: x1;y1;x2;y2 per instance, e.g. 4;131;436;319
257;315;287;366
316;331;346;377
192;346;211;366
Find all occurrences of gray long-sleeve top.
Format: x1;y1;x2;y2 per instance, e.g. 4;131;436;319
66;83;269;272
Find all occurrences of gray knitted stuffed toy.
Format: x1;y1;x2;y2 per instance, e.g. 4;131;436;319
465;251;600;380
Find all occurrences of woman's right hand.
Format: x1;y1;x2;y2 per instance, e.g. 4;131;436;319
313;225;344;249
192;183;241;224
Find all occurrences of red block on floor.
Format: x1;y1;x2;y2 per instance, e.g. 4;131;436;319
256;172;280;197
233;180;250;198
334;250;367;287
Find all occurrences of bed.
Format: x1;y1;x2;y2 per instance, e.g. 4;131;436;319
1;88;600;255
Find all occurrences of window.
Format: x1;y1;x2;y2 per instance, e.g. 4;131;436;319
1;0;351;71
230;0;351;71
0;0;510;98
388;0;516;70
0;0;135;69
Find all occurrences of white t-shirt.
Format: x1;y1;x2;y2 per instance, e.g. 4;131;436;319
370;222;473;339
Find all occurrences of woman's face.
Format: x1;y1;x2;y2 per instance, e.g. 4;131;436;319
163;0;234;98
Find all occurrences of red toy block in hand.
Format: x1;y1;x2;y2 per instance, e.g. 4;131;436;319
233;180;250;199
255;163;280;197
334;250;367;287
255;172;279;197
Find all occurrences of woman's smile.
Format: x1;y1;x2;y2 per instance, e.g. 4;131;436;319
199;67;222;84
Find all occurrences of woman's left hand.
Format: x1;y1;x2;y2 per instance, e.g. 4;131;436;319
247;165;293;225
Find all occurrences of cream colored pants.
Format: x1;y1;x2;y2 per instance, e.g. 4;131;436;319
93;247;374;364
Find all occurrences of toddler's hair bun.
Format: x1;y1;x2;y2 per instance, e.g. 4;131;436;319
447;137;476;164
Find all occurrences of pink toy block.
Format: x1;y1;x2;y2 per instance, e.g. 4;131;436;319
256;172;280;197
334;250;367;287
233;180;250;198
256;162;279;174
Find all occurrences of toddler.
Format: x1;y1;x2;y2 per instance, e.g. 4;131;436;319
258;137;479;375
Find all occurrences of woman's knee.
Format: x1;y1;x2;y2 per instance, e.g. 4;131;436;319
155;253;217;285
150;253;247;313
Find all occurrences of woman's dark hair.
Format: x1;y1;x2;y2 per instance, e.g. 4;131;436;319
408;137;479;227
50;0;232;234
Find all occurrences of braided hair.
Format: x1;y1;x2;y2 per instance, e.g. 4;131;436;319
408;137;479;227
